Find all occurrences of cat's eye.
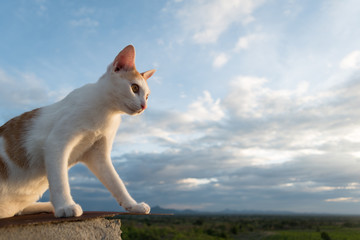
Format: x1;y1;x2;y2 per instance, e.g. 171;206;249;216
131;84;139;93
146;94;149;100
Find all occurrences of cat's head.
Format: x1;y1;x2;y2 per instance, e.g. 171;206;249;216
106;45;155;115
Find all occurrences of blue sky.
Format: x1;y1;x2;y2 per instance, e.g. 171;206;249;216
1;0;360;214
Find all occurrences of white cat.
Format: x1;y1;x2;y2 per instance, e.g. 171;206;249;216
0;45;155;218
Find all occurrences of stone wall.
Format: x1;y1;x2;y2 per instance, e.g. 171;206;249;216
0;212;123;240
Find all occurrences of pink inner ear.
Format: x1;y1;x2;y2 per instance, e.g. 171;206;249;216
113;45;136;71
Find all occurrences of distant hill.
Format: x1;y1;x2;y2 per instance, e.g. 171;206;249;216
150;206;297;215
151;206;198;215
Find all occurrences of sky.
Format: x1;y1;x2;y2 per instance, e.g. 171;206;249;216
1;0;360;215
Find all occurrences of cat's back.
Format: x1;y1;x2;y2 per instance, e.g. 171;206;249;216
0;82;117;182
0;93;78;181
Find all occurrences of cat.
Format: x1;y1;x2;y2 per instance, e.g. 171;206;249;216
0;45;156;218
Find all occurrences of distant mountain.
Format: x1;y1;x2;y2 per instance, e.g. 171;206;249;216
150;206;297;215
220;209;297;215
151;206;198;215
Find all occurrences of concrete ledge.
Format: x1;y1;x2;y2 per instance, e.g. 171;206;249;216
0;212;123;240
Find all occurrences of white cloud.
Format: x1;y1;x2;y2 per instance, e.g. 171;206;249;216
275;181;339;193
340;50;360;69
240;148;324;165
224;76;275;118
186;91;225;122
235;34;264;51
344;127;360;143
0;68;69;121
176;0;265;43
212;52;229;68
280;181;360;193
177;177;218;189
0;69;47;106
325;197;360;203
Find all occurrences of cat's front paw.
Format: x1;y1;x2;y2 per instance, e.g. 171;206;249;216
54;203;83;218
125;202;151;214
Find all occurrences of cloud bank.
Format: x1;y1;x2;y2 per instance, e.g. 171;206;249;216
65;73;360;214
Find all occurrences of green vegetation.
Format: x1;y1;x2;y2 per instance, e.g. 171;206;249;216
112;214;360;240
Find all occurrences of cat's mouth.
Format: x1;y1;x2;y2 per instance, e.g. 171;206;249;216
125;104;143;115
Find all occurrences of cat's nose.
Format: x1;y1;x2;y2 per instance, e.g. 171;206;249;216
141;104;147;110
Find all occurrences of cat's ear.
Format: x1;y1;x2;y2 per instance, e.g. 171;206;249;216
141;69;156;81
113;45;136;72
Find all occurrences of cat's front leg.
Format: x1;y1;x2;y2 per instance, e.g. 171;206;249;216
83;148;150;214
44;137;83;218
124;202;151;214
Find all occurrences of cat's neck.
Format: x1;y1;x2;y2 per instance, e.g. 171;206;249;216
49;75;120;120
95;71;124;114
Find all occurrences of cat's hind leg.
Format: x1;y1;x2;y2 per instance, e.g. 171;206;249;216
20;202;54;215
0;205;18;219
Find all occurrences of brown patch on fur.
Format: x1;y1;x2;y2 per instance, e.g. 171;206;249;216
119;69;145;82
0;108;40;169
0;155;8;179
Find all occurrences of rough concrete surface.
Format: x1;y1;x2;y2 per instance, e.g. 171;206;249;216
0;217;122;240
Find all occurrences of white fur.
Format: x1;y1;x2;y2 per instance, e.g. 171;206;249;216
0;46;154;218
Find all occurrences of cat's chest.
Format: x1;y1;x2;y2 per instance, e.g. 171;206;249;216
67;131;104;166
67;118;120;165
